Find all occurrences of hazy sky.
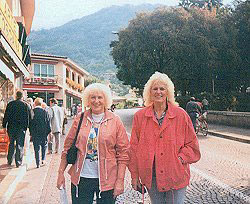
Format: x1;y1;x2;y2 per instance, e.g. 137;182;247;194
32;0;233;31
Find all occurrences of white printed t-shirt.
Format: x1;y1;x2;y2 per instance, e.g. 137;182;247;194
80;113;104;178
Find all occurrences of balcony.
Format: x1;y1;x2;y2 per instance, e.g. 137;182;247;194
24;73;58;85
66;77;83;92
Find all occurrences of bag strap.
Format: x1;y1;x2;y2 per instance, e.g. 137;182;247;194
72;112;84;145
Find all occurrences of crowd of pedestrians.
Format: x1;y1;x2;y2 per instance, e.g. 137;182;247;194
2;91;69;168
2;72;204;203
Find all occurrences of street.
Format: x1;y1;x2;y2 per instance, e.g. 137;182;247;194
6;109;250;203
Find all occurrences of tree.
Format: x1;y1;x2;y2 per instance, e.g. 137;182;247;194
230;0;250;92
111;5;246;96
112;8;216;94
179;0;223;10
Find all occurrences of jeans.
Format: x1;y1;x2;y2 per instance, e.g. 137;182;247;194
148;176;186;204
33;139;47;167
71;177;115;204
7;130;26;167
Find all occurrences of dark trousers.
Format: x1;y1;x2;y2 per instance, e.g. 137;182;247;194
188;112;197;131
71;177;115;204
33;139;47;167
7;130;26;167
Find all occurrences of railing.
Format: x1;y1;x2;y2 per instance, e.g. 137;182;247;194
66;77;83;93
24;73;58;85
207;111;250;129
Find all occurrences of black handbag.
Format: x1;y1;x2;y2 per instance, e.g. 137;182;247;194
66;112;84;164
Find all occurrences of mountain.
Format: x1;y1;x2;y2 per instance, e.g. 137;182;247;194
28;4;164;94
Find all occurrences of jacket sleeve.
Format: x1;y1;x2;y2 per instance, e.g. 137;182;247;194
128;113;140;179
115;116;130;165
23;103;30;130
2;103;10;128
45;111;51;135
178;114;201;164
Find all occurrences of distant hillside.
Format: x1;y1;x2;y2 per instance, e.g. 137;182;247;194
28;4;165;94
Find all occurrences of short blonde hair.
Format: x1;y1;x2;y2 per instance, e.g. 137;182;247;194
34;97;43;106
143;72;179;107
41;102;47;109
83;83;112;108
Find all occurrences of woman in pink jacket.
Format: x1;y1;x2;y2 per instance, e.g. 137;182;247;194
129;72;201;204
56;83;130;204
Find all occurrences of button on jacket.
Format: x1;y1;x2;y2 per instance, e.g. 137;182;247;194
61;110;130;191
129;103;201;192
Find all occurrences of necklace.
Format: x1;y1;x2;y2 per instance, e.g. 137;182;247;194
91;113;104;125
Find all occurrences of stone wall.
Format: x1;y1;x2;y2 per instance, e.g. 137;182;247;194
207;111;250;129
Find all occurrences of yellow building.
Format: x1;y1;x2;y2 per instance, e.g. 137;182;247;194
0;0;35;129
23;53;89;114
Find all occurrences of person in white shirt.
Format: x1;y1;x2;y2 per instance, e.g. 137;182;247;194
48;98;64;154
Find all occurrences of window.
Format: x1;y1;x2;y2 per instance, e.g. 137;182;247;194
78;76;81;84
72;72;75;81
34;64;40;76
48;65;54;77
41;64;47;77
66;68;70;78
33;64;55;77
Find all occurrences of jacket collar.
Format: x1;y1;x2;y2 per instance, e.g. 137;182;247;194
145;103;177;119
84;109;115;121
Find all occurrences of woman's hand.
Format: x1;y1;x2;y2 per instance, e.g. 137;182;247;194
131;178;139;191
56;171;65;190
113;178;124;198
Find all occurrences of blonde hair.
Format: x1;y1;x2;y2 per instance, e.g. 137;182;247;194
83;83;112;108
41;102;47;109
34;98;43;106
26;97;33;104
143;72;179;107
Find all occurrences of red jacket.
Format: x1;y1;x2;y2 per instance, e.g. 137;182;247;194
61;110;130;191
129;103;201;192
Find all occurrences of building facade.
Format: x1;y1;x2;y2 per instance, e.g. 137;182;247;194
23;53;89;114
0;0;35;129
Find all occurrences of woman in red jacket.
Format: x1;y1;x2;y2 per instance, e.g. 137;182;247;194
129;72;201;203
56;83;130;204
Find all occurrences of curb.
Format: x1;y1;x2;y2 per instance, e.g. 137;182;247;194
0;148;34;204
208;131;250;144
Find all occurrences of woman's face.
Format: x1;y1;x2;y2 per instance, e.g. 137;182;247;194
150;81;168;104
89;91;105;114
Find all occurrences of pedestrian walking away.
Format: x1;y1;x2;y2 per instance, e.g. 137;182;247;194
2;90;31;168
129;72;201;204
57;83;130;204
186;97;202;132
202;97;209;112
48;98;64;154
29;98;51;168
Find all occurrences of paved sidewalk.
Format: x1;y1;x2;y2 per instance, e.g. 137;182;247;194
0;119;249;203
208;124;250;144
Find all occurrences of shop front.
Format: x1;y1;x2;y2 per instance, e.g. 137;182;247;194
23;84;60;105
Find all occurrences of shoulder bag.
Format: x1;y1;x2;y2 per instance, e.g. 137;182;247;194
66;112;84;164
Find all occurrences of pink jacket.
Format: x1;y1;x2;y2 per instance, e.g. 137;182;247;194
61;110;130;191
129;103;201;192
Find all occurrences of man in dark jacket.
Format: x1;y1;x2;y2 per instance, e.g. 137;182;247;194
29;98;51;168
2;91;31;167
186;97;202;132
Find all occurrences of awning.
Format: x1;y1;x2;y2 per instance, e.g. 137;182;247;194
0;33;29;77
23;84;60;92
0;60;15;83
65;89;82;100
